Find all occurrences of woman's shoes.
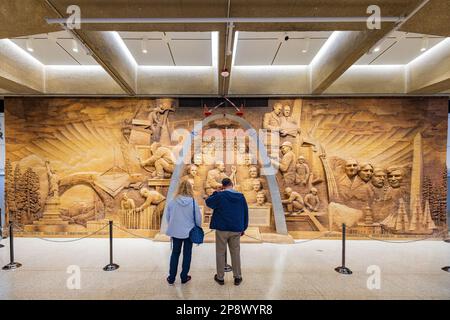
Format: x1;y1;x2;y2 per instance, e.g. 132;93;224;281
181;275;192;284
166;276;175;286
167;275;192;285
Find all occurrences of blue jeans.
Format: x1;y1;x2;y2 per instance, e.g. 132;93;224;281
168;237;193;282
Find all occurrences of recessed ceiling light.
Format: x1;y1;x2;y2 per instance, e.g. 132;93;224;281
72;39;79;53
26;38;34;52
420;36;429;52
301;38;310;53
141;37;148;54
373;47;380;52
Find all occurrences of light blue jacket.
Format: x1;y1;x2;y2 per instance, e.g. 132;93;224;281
165;196;202;239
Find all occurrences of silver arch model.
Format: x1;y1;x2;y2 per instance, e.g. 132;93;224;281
160;113;288;235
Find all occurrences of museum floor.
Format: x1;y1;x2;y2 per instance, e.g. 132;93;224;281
0;237;449;300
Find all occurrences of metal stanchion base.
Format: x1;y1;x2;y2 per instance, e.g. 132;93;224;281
442;266;450;273
2;262;22;270
224;264;232;272
103;263;119;271
335;266;353;275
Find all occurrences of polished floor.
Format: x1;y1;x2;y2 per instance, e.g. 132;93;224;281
0;236;449;300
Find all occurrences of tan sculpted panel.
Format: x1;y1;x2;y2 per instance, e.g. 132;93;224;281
4;97;448;238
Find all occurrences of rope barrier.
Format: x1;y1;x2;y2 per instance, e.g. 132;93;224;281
8;221;110;243
350;229;449;244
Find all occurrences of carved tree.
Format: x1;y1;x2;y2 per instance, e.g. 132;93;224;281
438;167;448;226
22;168;42;222
13;164;26;224
5;159;17;223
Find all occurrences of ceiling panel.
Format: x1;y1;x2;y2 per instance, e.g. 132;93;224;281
170;39;212;66
235;31;332;66
355;32;446;65
274;38;328;65
11;38;76;65
123;39;173;66
57;39;98;65
120;31;213;66
234;39;279;65
12;31;98;65
371;37;445;65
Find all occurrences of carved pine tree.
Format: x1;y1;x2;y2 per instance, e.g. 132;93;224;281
13;164;25;224
5;159;17;223
422;176;432;205
22;168;42;222
438;167;448;226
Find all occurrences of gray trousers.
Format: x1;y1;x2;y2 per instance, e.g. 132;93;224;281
215;230;242;280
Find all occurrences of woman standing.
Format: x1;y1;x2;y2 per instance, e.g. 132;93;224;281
165;179;202;285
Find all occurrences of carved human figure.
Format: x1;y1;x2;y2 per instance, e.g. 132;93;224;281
295;156;310;186
369;167;388;221
120;192;136;210
148;100;174;142
182;164;203;197
282;187;304;215
280;105;300;138
236;153;256;185
358;163;374;183
336;158;372;209
140;142;175;178
378;167;409;224
243;166;260;191
247;179;265;204
304;187;320;212
384;167;408;202
255;191;271;207
137;187;166;227
45;160;60;198
276;141;297;185
387;167;404;189
262;102;283;133
205;161;236;195
371;167;386;189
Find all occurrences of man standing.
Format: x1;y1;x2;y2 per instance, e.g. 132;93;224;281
205;178;248;286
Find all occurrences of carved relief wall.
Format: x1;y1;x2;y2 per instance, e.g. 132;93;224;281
4;97;448;239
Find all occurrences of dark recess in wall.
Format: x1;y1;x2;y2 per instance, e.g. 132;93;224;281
0;99;4;113
179;98;269;108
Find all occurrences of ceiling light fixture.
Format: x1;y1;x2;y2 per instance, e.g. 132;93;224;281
141;36;148;54
301;38;310;53
420;36;429;52
373;47;381;52
26;38;34;52
72;39;79;53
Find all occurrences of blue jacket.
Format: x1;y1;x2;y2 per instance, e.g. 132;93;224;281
165;196;202;239
206;189;249;232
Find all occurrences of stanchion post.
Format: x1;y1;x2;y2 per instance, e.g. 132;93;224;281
2;223;22;270
334;223;352;275
0;210;4;248
103;221;119;271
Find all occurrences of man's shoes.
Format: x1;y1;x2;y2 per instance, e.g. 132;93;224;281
181;276;192;284
214;274;225;285
234;277;243;286
166;276;175;286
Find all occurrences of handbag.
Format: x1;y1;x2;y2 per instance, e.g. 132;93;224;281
189;198;204;244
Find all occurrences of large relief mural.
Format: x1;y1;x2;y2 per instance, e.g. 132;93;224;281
4;97;448;239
